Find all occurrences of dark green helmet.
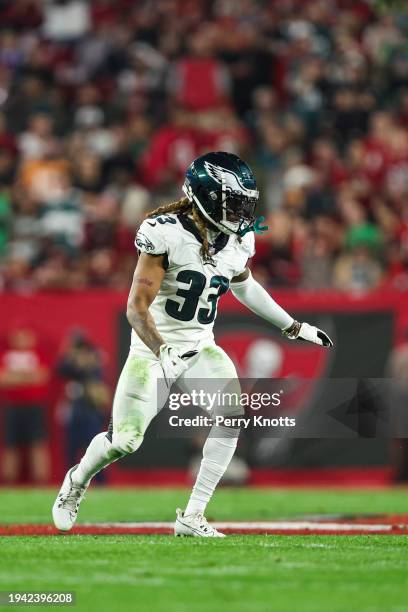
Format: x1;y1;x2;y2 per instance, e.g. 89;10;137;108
182;151;259;236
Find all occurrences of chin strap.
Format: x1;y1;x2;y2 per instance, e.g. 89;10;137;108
239;216;269;237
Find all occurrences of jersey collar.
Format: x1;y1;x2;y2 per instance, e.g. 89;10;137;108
177;214;229;254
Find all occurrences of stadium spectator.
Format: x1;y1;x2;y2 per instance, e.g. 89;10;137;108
42;0;91;43
168;25;231;112
57;330;104;382
57;330;109;481
0;324;50;483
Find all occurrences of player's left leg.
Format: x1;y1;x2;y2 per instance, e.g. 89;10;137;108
52;352;167;530
73;355;164;481
174;344;242;537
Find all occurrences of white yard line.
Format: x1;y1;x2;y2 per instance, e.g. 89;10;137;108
81;521;397;532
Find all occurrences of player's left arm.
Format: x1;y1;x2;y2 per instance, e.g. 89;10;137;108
230;267;333;347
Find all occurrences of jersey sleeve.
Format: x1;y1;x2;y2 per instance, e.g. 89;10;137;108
135;218;168;255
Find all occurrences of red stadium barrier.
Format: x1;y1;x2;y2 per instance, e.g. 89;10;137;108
0;288;407;484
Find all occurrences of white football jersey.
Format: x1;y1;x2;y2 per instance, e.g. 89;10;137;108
130;212;255;355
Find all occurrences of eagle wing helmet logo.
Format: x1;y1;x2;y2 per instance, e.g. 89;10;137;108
204;161;257;197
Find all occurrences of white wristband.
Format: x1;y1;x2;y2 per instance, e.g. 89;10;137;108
230;271;294;330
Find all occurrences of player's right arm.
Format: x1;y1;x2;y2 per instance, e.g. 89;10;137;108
127;250;192;384
126;252;166;357
129;216;197;384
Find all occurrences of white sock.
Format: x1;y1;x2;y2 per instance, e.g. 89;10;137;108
71;432;125;487
184;425;239;516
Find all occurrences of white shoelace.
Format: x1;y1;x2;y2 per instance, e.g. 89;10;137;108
195;514;216;535
59;485;85;512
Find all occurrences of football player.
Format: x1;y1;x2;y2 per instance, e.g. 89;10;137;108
52;152;332;537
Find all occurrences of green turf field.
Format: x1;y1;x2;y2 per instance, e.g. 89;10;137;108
1;487;408;612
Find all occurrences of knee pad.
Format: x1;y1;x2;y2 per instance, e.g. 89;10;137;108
111;426;144;455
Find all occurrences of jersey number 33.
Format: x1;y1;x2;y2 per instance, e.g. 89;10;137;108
165;270;229;324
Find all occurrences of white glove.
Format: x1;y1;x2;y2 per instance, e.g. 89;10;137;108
282;321;333;347
159;344;197;387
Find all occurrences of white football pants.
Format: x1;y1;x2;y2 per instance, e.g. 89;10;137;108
72;343;243;514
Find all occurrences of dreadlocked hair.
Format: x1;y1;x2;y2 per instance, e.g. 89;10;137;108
145;197;214;263
145;196;191;219
191;205;213;263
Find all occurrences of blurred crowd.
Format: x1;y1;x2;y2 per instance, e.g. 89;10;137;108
0;0;407;292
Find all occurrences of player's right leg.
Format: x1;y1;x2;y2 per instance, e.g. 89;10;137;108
52;352;166;530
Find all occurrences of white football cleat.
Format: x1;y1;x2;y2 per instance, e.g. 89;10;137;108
174;508;225;537
52;465;87;531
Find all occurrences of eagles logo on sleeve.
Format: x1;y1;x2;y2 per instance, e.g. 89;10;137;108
135;231;155;253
